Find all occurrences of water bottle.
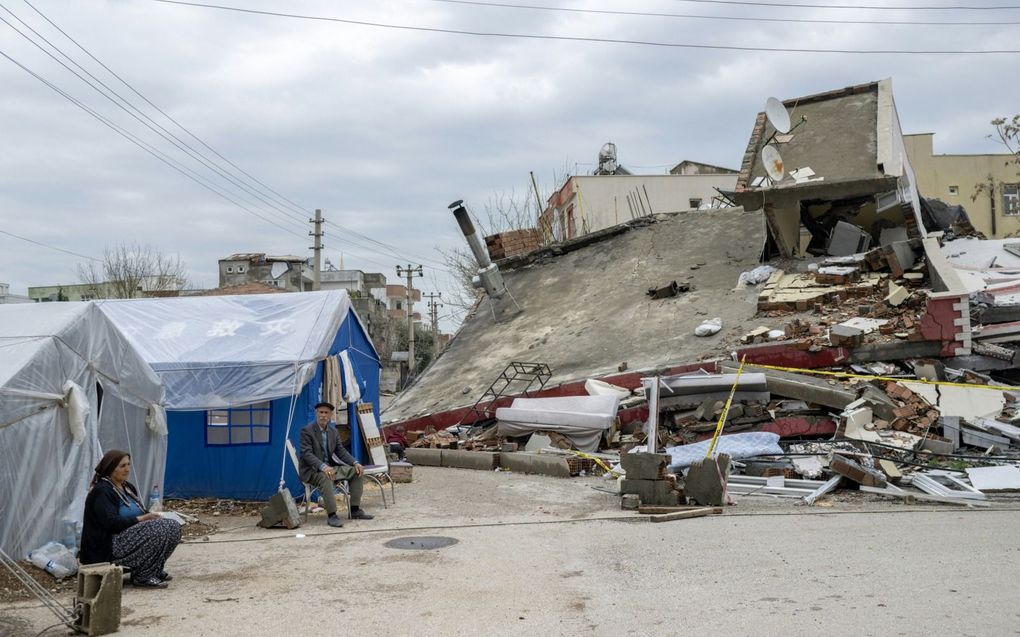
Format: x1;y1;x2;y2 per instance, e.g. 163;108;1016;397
28;543;73;578
148;485;162;513
61;519;77;553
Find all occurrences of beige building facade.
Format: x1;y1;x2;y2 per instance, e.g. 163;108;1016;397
904;133;1020;238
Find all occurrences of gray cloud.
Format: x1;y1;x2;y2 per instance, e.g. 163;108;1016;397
2;0;1019;328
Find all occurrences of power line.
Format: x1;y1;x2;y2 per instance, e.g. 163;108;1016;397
21;0;315;220
16;1;460;277
0;48;308;241
0;228;100;261
147;0;1020;54
0;4;313;228
427;0;1020;26
666;0;1020;10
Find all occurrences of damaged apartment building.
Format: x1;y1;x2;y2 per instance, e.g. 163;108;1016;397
380;78;1020;504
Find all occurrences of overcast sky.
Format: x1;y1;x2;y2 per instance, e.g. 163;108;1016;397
2;0;1019;327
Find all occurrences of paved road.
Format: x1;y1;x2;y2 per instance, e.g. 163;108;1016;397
3;468;1018;637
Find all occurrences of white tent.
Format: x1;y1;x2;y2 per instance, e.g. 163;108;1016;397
97;290;357;409
0;302;166;559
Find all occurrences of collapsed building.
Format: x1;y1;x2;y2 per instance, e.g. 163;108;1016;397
381;78;1020;504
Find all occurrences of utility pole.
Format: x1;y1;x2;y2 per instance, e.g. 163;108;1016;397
424;292;443;352
395;264;423;377
310;209;323;291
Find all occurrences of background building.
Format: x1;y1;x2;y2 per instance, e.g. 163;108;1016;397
904;133;1020;238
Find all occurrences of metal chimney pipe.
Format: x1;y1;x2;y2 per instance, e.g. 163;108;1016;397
449;200;493;269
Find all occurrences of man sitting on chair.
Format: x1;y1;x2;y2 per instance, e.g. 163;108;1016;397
300;401;374;527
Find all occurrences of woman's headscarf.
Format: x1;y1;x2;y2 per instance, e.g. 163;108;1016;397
91;449;130;488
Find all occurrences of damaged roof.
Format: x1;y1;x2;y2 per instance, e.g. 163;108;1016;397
382;208;766;426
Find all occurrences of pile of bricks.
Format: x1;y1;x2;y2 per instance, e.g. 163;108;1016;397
883;381;942;433
484;229;542;261
620;452;685;506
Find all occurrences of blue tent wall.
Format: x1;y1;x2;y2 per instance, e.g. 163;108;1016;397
162;309;381;501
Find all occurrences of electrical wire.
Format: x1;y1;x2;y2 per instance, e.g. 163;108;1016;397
665;0;1020;10
21;0;314;220
0;228;100;261
427;0;1020;26
0;4;313;228
10;1;453;272
147;0;1020;54
0;49;308;241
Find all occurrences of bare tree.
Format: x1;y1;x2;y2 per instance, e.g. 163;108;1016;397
972;116;1020;235
77;243;189;299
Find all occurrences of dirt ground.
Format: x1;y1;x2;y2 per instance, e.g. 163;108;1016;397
3;466;1019;637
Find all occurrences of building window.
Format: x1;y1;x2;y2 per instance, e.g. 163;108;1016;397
237;266;246;273
396;300;402;310
206;402;271;446
226;266;234;273
948;185;959;196
689;198;703;209
1005;185;1020;217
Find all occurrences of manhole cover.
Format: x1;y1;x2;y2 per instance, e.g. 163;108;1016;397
384;536;458;550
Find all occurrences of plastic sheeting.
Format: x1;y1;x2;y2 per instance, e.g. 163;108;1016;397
664;432;783;471
495;395;620;452
0;303;166;559
98;291;361;410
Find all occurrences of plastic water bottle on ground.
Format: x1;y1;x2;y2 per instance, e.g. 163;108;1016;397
27;542;76;578
148;485;162;513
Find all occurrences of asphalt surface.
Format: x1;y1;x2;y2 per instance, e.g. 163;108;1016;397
3;467;1019;637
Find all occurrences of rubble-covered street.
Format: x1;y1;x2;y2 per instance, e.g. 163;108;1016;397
3;467;1020;637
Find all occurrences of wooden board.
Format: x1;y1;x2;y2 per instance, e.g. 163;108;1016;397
648;507;717;523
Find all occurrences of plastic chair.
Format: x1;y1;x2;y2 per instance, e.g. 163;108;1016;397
285;439;351;521
356;403;396;506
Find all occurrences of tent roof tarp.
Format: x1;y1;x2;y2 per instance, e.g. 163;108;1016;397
98;290;378;410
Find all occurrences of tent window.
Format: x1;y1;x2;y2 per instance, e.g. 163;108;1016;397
206;402;272;446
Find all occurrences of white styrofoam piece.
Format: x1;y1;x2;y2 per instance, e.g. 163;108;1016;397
965;465;1020;491
584;378;631;399
901;382;1005;420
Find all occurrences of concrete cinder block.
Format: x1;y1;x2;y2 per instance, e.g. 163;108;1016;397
405;447;443;467
441;450;500;471
499;452;572;478
74;563;123;636
620;478;684;506
620;452;669;480
685;453;730;506
258;489;301;529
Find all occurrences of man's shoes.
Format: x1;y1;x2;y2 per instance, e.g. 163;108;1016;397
350;509;374;520
131;577;168;589
159;572;173;582
327;514;344;527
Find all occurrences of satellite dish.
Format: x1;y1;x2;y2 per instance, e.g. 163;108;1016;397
765;97;792;134
761;145;785;182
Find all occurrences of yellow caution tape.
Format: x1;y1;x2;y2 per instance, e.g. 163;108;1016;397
707;356;747;458
567;450;618;476
746;363;1018;393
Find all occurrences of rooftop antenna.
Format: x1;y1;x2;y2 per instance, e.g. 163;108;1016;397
761;144;786;185
757;96;807;187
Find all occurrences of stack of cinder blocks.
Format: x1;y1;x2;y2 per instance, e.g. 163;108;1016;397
620;452;685;506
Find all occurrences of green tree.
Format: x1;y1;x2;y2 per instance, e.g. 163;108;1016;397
396;325;436;372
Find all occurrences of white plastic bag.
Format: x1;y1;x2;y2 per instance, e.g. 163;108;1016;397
736;265;776;288
694;318;722;337
27;541;78;579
